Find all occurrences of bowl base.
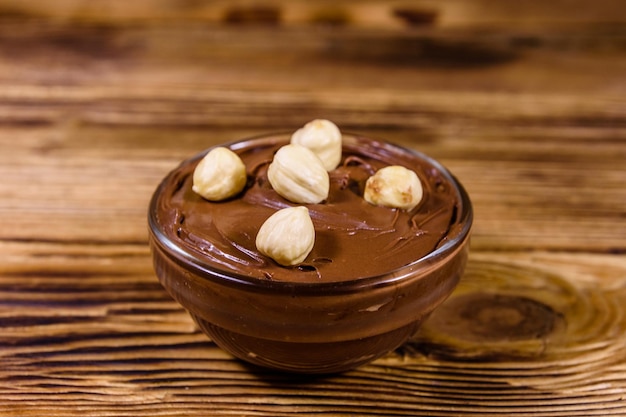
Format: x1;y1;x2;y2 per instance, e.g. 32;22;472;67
192;314;423;374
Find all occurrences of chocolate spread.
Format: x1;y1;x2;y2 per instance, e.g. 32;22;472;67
153;133;463;283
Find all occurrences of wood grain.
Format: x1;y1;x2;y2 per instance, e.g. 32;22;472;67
2;247;625;416
1;1;625;415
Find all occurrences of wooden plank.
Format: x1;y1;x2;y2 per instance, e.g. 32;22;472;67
1;93;624;250
0;0;625;28
0;23;625;93
1;247;625;416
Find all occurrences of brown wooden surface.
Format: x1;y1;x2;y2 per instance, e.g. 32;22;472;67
1;1;625;416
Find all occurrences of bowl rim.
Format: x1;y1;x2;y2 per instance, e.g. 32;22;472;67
148;132;473;293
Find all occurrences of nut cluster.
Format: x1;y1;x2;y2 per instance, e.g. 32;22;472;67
191;119;424;267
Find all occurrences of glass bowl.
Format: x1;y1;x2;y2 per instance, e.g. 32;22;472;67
148;133;472;374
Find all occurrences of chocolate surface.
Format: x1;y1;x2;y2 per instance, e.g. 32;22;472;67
153;134;464;283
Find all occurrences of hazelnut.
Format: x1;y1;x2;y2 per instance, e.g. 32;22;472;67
267;144;330;204
364;165;423;211
290;119;342;171
255;206;315;266
192;147;247;201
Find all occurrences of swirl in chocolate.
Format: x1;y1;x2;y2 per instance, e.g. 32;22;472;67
153;134;463;283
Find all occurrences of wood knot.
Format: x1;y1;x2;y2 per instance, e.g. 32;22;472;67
445;293;559;342
222;5;281;25
392;7;439;27
310;7;350;27
407;260;622;364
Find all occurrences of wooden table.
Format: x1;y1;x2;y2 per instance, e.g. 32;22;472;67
1;1;625;415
